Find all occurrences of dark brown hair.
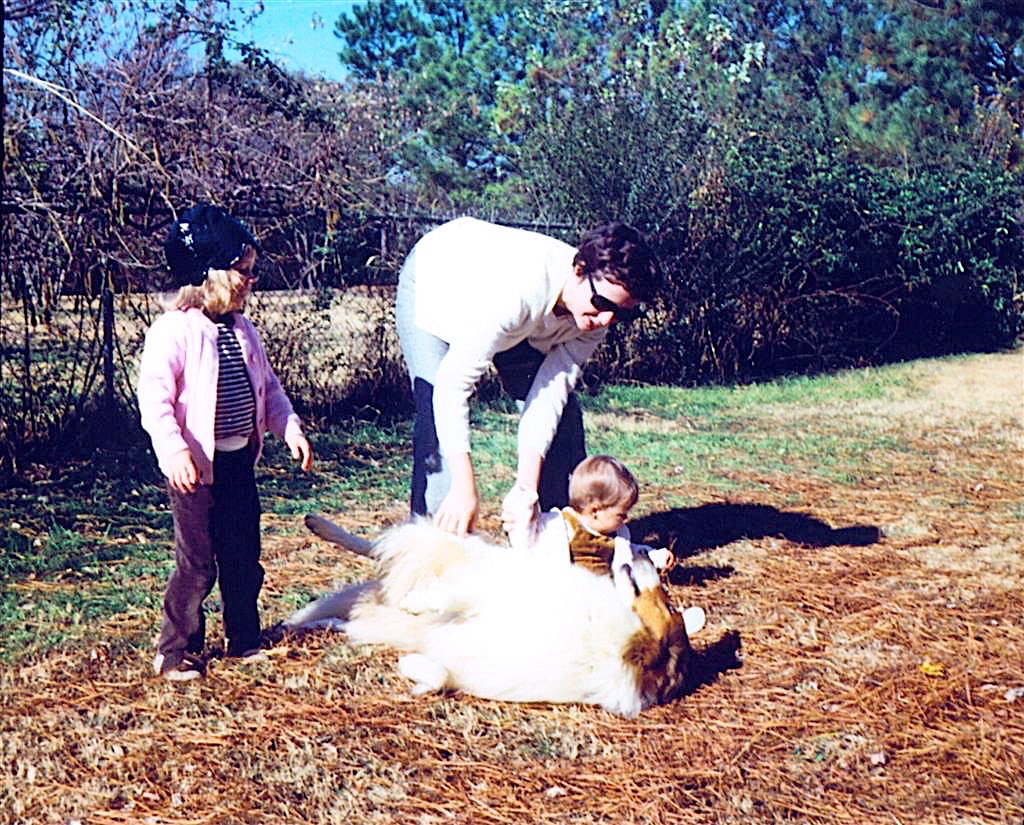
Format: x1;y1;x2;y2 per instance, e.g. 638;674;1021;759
573;222;660;303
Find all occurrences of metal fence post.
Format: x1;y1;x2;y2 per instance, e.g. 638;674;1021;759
102;281;116;429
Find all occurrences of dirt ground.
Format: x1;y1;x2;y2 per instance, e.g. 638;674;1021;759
1;350;1022;824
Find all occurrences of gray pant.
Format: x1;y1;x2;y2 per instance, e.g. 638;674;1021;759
396;254;586;517
158;445;264;665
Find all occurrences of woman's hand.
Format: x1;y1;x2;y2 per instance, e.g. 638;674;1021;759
167;449;198;494
286;431;314;471
433;451;478;536
500;450;543;547
501;483;539;549
434;485;480;537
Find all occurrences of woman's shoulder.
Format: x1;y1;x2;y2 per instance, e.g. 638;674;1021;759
425;216;569;252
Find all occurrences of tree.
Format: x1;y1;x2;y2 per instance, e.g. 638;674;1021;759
335;0;594;203
335;0;426;81
1;0;405;468
701;0;1024;167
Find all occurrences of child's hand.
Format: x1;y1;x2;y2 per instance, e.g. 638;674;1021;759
167;449;198;494
287;432;313;471
643;546;675;573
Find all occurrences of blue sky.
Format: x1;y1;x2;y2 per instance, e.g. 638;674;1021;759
229;1;364;81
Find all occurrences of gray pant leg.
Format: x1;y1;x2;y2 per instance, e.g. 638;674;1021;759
396;253;451;516
159;483;217;665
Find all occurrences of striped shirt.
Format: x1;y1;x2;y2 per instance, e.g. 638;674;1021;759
214;317;256;445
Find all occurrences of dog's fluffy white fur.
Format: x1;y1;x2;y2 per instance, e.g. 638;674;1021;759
288;519;694;718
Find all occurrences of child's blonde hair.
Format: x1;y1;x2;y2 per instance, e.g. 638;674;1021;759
169;246;255;315
568;455;639;512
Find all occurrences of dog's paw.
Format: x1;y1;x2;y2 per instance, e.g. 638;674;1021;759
399;653;449;693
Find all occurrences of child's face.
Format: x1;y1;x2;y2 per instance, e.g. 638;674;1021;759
232;247;257;281
226;248;257;310
582;500;633;536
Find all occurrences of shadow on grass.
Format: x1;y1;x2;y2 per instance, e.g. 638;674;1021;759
683;629;743;696
641;501;879;700
632;502;882;559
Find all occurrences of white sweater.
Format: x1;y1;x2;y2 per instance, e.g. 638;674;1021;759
530;508;633;569
404;217;606;458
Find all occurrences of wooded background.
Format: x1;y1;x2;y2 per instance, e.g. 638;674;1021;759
2;0;1022;473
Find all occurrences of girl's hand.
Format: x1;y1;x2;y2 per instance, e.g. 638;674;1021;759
167;449;198;494
287;432;313;471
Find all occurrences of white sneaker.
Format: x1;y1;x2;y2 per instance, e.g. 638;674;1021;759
683;607;706;636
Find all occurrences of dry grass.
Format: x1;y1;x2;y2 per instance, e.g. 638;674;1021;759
2;351;1022;824
0;286;401;393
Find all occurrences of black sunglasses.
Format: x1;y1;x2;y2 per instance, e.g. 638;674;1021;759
587;273;644;323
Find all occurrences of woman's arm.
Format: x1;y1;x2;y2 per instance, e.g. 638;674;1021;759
433;451;478;536
516;333;604;464
515;449;544;491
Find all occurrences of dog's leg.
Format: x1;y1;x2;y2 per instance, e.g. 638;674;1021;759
285;581;379;627
398;653;450;695
683;606;706;636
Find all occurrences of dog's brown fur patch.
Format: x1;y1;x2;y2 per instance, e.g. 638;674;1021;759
623;588;691;706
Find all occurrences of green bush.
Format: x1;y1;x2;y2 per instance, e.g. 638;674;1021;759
883;165;1023;358
516;83;1022;386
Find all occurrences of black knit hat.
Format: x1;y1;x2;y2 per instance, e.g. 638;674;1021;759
164;203;258;287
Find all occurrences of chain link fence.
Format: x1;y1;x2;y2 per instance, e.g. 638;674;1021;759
0;212;582;475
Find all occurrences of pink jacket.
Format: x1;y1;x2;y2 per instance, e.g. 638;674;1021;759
137;307;303;485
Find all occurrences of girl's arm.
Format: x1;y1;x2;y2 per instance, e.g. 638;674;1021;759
137;316;190;469
244;320;303;443
264;364;311;469
263;366;302;438
249;325;311;470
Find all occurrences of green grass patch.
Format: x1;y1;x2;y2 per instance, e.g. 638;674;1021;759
579;364;916;489
259;421;413;515
0;582;159;661
590;360;916;416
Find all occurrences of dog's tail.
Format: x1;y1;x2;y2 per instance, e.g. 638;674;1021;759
305;514;375;556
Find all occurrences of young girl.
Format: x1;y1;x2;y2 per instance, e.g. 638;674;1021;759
138;203;313;682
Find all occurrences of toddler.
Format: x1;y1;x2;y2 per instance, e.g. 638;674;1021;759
525;455;674;574
508;455;705;636
138;203;313;682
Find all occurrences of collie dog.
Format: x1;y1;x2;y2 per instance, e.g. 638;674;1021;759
288;516;702;718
